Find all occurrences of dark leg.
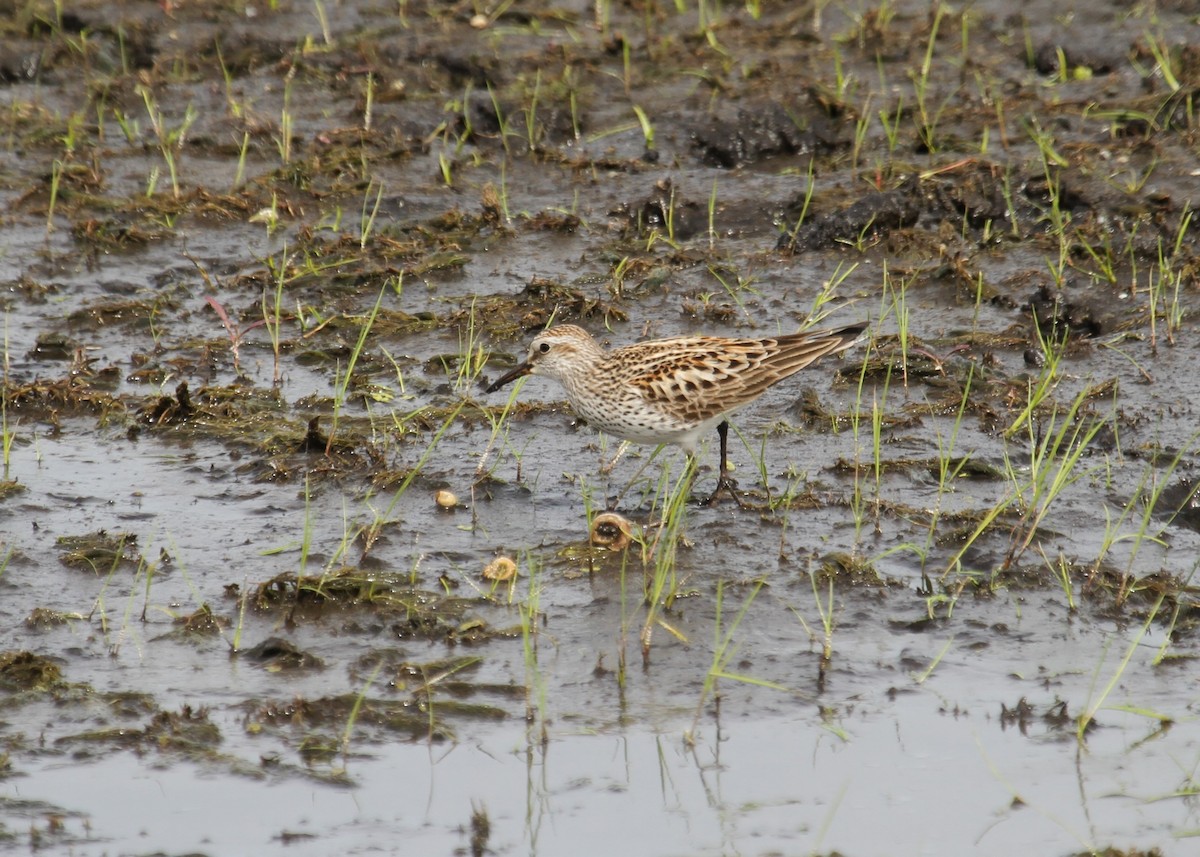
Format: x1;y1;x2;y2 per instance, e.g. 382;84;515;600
703;420;743;506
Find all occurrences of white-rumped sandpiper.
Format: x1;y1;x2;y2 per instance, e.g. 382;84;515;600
485;321;868;503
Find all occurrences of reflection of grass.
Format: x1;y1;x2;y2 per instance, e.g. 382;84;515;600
518;554;547;743
1092;431;1200;578
1077;594;1165;741
341;660;382;763
912;636;955;685
615;546;635;689
688;579;780;738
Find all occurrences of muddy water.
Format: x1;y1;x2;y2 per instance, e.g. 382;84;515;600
3;1;1200;855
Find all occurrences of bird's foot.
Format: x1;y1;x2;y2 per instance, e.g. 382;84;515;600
701;472;748;508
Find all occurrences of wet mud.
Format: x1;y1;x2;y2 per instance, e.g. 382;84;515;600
2;0;1200;855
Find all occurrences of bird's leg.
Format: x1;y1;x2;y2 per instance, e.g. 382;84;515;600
703;420;745;506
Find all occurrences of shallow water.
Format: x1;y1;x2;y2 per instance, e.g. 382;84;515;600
4;0;1200;855
5;417;1200;855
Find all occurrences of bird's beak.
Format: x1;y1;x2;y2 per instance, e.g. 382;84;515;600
484;361;532;393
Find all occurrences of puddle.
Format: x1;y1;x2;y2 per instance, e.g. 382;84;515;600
8;642;1199;856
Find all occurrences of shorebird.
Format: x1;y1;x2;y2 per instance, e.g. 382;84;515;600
485;321;868;504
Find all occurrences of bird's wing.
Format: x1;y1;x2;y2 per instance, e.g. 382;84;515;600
614;337;776;423
616;329;861;423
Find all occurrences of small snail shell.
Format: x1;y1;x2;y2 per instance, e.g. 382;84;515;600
482;556;518;581
589;512;634;551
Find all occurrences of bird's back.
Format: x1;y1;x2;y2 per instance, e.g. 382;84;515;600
602;323;866;426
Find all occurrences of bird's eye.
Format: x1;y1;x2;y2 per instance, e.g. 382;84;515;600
538;342;551;353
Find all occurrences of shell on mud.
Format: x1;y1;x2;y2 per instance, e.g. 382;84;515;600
589;512;635;551
482;556;518;581
435;489;458;510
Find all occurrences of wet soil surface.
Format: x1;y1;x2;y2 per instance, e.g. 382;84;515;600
2;1;1200;855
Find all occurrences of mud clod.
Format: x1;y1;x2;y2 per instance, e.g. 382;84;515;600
0;651;62;691
779;177;923;253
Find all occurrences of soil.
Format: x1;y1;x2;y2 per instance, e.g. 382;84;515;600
1;1;1199;855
